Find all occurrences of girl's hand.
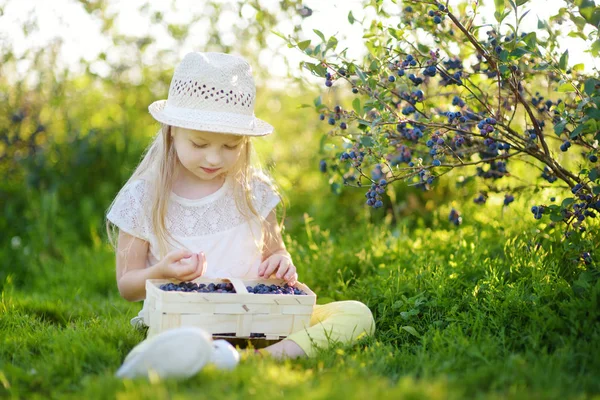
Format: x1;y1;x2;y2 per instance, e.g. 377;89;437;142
159;249;207;281
258;251;298;286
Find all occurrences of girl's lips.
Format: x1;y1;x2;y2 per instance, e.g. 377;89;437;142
201;167;221;173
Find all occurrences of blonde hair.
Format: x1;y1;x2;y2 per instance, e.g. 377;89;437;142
106;124;285;261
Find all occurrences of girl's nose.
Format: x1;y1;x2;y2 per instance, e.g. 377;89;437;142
205;150;222;165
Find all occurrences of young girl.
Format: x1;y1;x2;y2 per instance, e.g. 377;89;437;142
106;52;376;379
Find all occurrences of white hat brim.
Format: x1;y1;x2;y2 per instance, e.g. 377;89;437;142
148;100;274;136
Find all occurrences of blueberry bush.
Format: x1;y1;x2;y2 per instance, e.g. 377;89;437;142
279;0;600;237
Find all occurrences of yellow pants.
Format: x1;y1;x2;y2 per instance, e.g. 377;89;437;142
126;300;375;362
282;300;376;357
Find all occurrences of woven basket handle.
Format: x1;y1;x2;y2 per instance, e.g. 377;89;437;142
223;278;248;294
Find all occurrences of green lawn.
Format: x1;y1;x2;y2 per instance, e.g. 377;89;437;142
1;195;599;399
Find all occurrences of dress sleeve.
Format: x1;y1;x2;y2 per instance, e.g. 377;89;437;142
106;179;151;242
251;172;281;218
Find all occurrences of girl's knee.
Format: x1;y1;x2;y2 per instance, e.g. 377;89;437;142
339;300;376;335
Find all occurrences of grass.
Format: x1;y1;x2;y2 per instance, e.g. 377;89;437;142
1;192;599;400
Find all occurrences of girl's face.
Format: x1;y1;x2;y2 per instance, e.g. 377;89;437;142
171;127;245;182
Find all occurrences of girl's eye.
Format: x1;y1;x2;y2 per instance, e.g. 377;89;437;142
225;144;240;150
191;142;207;149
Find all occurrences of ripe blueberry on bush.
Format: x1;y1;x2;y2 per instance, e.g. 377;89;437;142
560;140;571;152
449;208;462;226
319;159;327;173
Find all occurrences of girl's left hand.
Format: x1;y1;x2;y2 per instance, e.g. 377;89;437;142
258;251;298;285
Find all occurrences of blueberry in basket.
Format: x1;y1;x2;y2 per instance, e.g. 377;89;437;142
159;281;236;293
245;283;307;295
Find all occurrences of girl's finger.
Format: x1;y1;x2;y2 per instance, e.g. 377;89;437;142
167;248;193;264
258;257;272;277
276;262;290;279
289;274;299;286
178;254;199;279
184;264;203;281
284;266;296;280
258;257;270;276
262;259;279;278
199;252;207;277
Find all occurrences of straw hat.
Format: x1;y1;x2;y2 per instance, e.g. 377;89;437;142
149;52;273;136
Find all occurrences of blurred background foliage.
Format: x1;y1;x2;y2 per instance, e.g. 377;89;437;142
0;0;596;289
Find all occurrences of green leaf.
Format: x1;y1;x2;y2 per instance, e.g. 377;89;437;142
325;36;338;52
554;120;567;134
550;213;564;222
360;135;374;147
352;97;361;115
591;39;600;57
271;30;288;41
570;124;584;139
298;40;311;51
348;10;355;24
561;197;575;207
510;48;530;58
401;325;421;338
585;108;600;119
314;95;322;107
330;182;342;195
356;67;367;83
578;0;600;26
494;0;506;15
522;32;537;50
313;29;325;42
593;186;600;195
559;50;569;71
557;82;575;92
584;78;599;96
494;10;510;23
590;168;600;182
573;63;585;72
516;0;530;5
297;104;312;108
570;14;588;31
369;60;378;72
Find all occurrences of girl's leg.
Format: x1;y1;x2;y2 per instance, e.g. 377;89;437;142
260;300;376;360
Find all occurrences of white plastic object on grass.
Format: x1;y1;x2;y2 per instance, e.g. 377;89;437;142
209;339;240;370
115;327;214;379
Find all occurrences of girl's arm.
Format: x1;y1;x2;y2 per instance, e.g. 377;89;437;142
115;230;162;302
259;210;297;284
116;230;208;302
261;209;288;260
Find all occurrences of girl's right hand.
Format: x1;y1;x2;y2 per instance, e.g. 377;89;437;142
159;249;207;281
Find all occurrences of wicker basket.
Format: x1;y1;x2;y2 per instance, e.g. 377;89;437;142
145;277;317;340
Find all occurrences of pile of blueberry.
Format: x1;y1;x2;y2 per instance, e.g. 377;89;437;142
159;281;308;295
159;282;236;293
245;283;307;295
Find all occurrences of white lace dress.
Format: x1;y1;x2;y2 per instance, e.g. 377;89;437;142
106;173;280;327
